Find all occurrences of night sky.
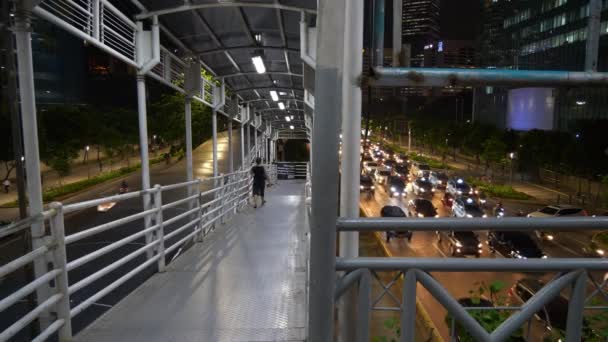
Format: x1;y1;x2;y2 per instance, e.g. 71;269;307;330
440;0;482;40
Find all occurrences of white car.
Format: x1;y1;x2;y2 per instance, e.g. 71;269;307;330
452;197;487;218
363;161;379;174
527;205;587;241
374;169;392;185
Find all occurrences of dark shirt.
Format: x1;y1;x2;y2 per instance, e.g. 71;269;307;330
251;165;266;185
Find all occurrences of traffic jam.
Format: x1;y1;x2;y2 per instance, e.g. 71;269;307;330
358;140;608;339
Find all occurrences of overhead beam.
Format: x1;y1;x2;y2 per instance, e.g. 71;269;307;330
220;71;303;78
240;98;305;104
233;86;304;93
135;2;317;20
198;46;299;56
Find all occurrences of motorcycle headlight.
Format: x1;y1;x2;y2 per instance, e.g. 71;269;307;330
390;186;396;192
546;234;554;240
455;242;463;247
417;213;424;218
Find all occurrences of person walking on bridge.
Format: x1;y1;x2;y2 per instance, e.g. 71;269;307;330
251;157;267;208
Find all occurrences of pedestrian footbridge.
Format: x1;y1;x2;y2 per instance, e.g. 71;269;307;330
75;181;308;342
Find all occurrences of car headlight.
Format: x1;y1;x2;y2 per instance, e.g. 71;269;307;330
431;188;436;192
390;186;396;192
597;249;605;256
417;213;424;218
360;185;364;190
466;214;473;218
455;242;463;247
546;234;554;240
371;186;375;189
541;255;548;259
434;214;439;218
457;191;462;194
420;188;425;192
456;248;461;253
437;180;442;184
478;243;483;248
482;214;488;218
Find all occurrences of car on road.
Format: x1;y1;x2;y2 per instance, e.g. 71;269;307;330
437;231;482;257
410;161;430;177
360;175;375;199
487;231;546;259
446;178;473;196
396;153;409;164
386;176;407;198
361;154;373;163
527;205;588;241
363;161;379;173
383;159;396;170
429;171;449;190
393;164;409;178
452;197;487;218
509;278;595;336
374;169;392;185
407;198;438;218
412;177;434;196
373;150;384;162
582;231;608;258
381;205;412;242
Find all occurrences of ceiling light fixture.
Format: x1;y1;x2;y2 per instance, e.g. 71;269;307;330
278;102;285;110
285;116;291;122
251;55;266;74
289;125;294;130
270;90;279;101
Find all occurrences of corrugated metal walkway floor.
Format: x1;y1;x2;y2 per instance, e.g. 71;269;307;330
76;181;309;342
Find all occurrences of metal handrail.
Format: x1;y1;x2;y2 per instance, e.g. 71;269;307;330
0;169;254;341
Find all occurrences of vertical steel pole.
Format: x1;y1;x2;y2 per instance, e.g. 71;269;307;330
228;118;234;173
14;6;52;328
308;0;345;340
373;0;385;67
565;272;587;341
392;0;402;67
153;185;165;272
254;125;258;157
246;121;251;162
401;270;417;342
338;0;364;339
240;122;245;170
212;109;218;177
586;0;602;71
185;97;193;182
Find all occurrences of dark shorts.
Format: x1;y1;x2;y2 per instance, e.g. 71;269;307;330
253;182;265;197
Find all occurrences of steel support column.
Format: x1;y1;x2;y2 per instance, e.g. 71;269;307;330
212;109;218;177
254;125;258;157
185;96;193;182
337;0;364;339
228;118;234;173
14;3;51;328
308;0;345;340
392;0;402;67
586;0;602;71
240;122;245;169
136;74;153;259
246;121;251;162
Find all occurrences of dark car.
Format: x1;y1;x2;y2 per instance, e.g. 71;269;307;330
407;198;438;218
487;231;546;259
381;206;412;242
361;154;373;162
412;177;434;196
447;178;473;196
452;197;487;218
396;153;409;164
441;192;454;209
393;164;409;178
429;171;449;190
383;159;396;169
360;175;375;199
509;279;596;336
386;176;406;198
437;231;482;257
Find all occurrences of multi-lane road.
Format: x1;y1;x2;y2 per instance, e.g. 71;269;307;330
360;173;606;341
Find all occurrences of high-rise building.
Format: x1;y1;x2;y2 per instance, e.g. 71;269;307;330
475;0;608;131
402;0;441;67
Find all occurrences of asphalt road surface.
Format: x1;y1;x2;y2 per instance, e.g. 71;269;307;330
360;178;607;341
1;132;247;340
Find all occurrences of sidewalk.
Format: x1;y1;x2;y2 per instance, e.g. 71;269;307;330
0;147;171;206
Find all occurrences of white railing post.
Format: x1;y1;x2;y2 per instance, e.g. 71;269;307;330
196;179;204;242
153;185;165;272
92;0;100;39
48;202;73;341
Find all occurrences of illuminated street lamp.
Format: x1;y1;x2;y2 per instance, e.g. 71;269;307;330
508;152;516;184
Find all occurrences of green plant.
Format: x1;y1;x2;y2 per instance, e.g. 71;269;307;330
446;281;523;342
467;178;532;200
